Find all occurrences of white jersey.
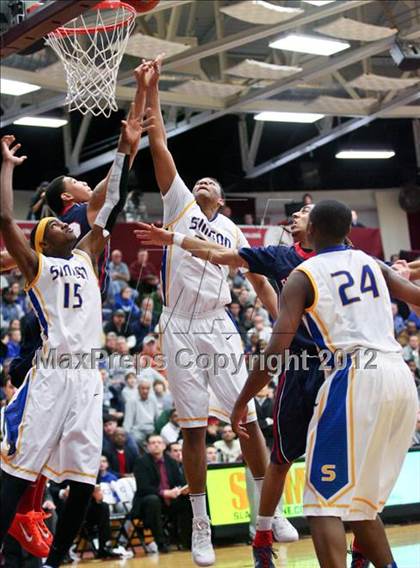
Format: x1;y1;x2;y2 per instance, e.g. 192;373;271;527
296;246;401;354
25;249;102;358
162;174;249;315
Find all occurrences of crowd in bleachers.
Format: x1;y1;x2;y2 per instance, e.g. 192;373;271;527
1;244;420;561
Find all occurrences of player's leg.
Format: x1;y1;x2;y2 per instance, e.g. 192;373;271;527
308;516;347;567
45;480;93;567
160;310;215;566
0;471;31;543
348;517;393;566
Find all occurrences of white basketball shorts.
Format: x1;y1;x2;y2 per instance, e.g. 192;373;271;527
303;351;417;521
1;365;103;485
159;307;257;428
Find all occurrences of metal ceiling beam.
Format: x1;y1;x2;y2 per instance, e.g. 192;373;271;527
163;0;372;69
0;1;97;59
67;35;400;174
246;85;420;178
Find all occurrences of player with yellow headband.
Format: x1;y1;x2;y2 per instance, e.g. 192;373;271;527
0;74;149;567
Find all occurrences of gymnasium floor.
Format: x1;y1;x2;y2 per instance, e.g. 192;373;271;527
80;524;420;567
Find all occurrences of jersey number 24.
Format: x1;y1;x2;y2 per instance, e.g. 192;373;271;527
331;265;379;306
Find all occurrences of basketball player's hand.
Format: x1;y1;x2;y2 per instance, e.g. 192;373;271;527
231;403;250;440
121;103;143;151
1;135;27;166
134;59;154;90
391;259;410;281
149;53;163;88
134;222;173;246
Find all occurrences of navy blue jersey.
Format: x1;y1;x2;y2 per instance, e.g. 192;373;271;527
61;203;110;298
239;242;317;353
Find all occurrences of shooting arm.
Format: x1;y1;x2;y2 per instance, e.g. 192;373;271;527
0;142;38;283
245;272;278;319
147;83;176;195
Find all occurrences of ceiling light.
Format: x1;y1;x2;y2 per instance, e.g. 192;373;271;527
13;116;68;128
303;0;336;6
270;33;350;56
255;111;325;123
335;150;395;159
0;78;41;96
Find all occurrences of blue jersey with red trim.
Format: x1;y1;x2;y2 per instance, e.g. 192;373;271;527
238;242;317;353
61;203;109;298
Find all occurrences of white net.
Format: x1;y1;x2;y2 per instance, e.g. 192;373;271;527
45;2;136;117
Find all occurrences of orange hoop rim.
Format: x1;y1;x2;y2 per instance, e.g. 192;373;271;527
48;1;137;36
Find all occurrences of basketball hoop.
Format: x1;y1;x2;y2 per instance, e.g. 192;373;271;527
45;1;136;117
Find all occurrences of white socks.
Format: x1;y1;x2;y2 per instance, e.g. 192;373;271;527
189;492;207;518
256;515;273;531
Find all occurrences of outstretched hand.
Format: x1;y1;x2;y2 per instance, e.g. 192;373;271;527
1;135;27;166
149;53;163;88
134;59;154;90
134;222;173;246
391;259;410;281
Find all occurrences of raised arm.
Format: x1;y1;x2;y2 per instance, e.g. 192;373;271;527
231;270;311;437
146;55;177;194
86;61;151;226
0;136;38;283
134;222;248;269
245;272;278;320
78;106;142;263
408;259;420;281
379;261;420;316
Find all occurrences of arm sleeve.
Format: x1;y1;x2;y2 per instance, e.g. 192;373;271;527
162;173;195;227
95;153;130;233
238;245;279;279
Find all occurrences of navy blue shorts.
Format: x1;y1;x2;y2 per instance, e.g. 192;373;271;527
271;357;324;464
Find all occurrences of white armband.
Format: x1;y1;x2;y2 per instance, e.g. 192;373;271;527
95;152;126;230
172;232;185;247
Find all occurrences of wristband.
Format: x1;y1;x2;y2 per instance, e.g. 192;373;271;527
172;232;185;247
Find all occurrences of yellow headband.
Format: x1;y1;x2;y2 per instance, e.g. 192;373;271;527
34;217;55;254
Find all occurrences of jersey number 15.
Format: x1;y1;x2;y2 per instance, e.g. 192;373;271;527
331;265;379;306
63;283;83;309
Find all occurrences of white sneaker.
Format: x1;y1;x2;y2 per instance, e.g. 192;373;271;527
272;515;299;543
191;516;215;566
145;541;158;554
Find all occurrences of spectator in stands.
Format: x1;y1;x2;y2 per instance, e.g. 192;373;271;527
403;335;419;370
132;311;154;348
8;319;21;332
167;442;186;483
392;302;406;336
205;420;220;446
114;285;140;319
124;189;148;222
351;209;365;227
214;425;242;463
255;386;274;449
206;446;219;464
104;332;118;356
98;455;119;483
412;410;420;447
83;485;120;559
302;193;313;205
407;310;420;330
129;249;159;288
160;409;181;445
140;296;159;326
123;380;160;446
131;435;192;552
104;309;132;338
109;249;130;294
121;371;139;405
244;213;255;225
247;314;272;343
153;379;173;412
102;414;139;458
138;335;166;377
6;328;21;359
1;283;25;325
27;181;49;221
228;301;241;326
105;427;139;476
